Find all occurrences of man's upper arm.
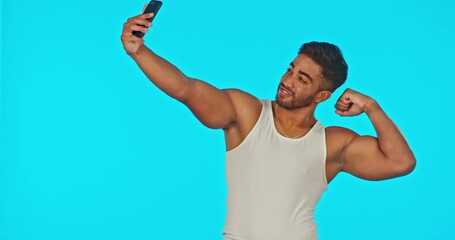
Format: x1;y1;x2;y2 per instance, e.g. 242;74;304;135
180;78;257;130
336;127;412;181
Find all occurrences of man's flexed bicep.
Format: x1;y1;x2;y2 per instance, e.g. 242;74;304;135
333;88;416;181
339;133;412;181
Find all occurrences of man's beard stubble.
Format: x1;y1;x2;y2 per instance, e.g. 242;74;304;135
275;84;316;110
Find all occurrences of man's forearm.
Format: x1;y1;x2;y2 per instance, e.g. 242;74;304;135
130;44;192;102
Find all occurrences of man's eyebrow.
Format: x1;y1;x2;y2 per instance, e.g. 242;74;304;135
289;62;314;82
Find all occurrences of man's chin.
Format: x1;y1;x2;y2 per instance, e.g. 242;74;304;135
275;94;290;102
275;97;294;109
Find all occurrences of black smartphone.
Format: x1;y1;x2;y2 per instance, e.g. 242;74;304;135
133;0;163;38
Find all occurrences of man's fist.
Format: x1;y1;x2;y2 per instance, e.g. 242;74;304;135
121;9;154;56
335;88;377;116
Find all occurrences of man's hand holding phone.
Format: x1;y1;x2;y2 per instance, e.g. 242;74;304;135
121;1;162;56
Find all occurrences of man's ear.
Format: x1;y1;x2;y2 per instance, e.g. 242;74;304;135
315;90;332;103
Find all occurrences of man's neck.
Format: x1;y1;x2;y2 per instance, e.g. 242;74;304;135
272;101;317;135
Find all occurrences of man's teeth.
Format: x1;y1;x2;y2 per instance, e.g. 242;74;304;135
282;87;291;95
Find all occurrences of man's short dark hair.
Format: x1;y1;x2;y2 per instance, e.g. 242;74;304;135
299;42;348;92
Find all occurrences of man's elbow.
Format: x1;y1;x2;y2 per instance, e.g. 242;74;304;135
395;155;417;176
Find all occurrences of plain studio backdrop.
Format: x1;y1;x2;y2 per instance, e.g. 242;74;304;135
1;0;454;239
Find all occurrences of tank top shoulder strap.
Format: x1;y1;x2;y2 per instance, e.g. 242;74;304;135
259;99;273;122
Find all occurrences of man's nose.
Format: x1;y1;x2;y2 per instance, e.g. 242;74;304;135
281;75;295;89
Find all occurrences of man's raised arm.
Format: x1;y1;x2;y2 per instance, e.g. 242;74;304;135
121;10;239;130
333;88;416;180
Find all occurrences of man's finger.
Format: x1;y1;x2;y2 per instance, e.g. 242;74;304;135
337;95;351;105
133;18;152;27
141;12;155;19
335;101;349;108
123;20;151;34
129;24;149;33
335;106;349;113
335;109;348;116
129;12;154;21
335;99;353;109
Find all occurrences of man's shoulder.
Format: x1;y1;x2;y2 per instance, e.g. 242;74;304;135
223;88;263;112
224;88;258;100
323;126;359;167
325;126;358;136
222;89;264;149
325;126;359;150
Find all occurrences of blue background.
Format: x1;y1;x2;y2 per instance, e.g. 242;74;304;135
1;0;454;239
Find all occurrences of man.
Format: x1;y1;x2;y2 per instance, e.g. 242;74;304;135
121;9;416;240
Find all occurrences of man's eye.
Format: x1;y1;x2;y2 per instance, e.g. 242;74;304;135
299;77;308;84
286;68;292;73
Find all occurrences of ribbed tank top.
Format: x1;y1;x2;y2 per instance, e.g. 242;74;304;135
223;100;328;240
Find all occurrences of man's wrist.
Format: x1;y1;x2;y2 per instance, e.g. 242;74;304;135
364;98;381;115
129;45;147;59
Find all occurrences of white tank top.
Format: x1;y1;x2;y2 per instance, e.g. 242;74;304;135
223;100;328;240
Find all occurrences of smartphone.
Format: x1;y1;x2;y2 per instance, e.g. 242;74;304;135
133;0;163;38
